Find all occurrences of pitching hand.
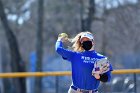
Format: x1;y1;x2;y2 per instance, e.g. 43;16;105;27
57;33;68;42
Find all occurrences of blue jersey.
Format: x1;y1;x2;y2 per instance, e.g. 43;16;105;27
55;41;113;90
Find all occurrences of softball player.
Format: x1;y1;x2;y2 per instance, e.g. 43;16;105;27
55;32;113;93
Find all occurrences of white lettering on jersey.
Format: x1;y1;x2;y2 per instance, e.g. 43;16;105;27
81;56;99;64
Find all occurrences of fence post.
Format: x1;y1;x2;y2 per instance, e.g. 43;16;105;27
55;76;59;93
0;46;4;93
134;73;137;93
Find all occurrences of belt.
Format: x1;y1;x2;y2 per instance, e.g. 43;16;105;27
71;86;98;93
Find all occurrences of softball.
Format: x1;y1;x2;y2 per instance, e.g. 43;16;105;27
59;33;68;38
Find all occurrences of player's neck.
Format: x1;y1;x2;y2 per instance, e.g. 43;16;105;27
89;47;94;51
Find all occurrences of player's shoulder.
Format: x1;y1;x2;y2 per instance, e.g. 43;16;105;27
95;52;107;59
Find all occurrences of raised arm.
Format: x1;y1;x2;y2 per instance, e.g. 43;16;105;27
55;33;75;61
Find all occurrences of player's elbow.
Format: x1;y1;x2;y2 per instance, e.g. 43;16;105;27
107;74;112;82
56;47;62;54
56;47;65;57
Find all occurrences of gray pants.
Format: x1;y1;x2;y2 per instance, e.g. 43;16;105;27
68;87;82;93
68;87;99;93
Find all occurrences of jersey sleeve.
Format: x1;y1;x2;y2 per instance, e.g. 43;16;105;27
105;70;112;82
55;41;75;61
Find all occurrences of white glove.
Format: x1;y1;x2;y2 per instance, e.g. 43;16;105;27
92;58;110;75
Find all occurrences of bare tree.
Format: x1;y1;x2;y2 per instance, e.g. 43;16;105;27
81;0;95;31
35;0;44;93
0;0;26;93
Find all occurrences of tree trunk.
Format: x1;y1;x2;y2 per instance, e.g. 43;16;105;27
81;0;95;31
0;46;12;93
35;0;44;93
0;0;26;93
101;33;106;55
